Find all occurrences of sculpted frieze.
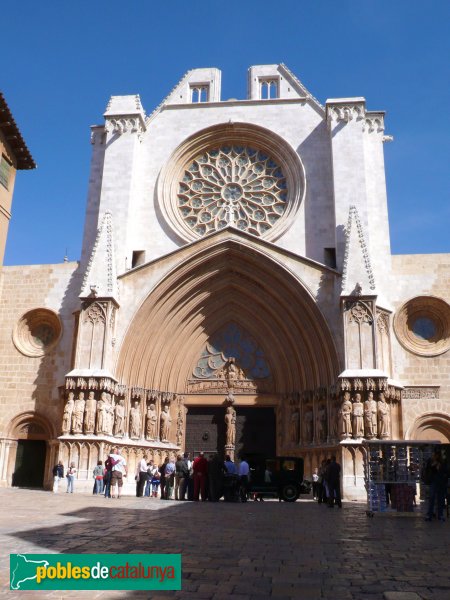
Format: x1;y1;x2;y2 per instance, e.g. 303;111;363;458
402;386;440;400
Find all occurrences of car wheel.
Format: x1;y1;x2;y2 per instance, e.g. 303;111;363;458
281;484;299;502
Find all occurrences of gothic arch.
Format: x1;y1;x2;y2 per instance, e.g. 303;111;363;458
407;412;450;443
116;239;340;394
6;411;56;440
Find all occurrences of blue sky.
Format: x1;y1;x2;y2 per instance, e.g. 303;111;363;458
2;0;449;265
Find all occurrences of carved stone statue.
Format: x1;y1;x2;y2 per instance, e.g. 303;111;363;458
105;393;114;435
227;357;238;387
146;403;158;440
352;393;364;438
216;357;245;386
62;392;75;434
176;406;184;446
289;407;299;444
130;401;141;439
316;405;327;442
71;392;85;434
304;406;313;443
96;392;107;434
84;391;96;434
225;405;236;446
364;391;377;438
378;392;390;438
113;399;125;437
160;404;172;442
339;392;352;439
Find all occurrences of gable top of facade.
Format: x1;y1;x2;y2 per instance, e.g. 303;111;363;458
141;64;324;125
101;65;389;131
118;224;340;283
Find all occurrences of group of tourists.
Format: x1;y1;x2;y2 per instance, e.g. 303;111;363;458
52;446;129;498
311;455;342;508
52;460;78;494
52;449;250;501
135;452;250;502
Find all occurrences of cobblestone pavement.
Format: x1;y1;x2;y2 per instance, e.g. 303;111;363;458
0;488;449;600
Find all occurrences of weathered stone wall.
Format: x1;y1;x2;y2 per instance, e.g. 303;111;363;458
390;254;450;438
0;262;81;436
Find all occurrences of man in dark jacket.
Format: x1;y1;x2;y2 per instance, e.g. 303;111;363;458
175;455;190;500
326;455;342;508
425;449;449;522
52;461;64;493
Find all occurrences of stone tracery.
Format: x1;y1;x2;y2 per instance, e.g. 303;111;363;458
178;146;288;237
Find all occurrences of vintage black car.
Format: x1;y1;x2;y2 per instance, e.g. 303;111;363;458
247;456;308;502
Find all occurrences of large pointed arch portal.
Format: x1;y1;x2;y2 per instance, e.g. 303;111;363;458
116;237;340;456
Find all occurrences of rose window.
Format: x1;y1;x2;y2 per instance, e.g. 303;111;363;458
177;146;288;237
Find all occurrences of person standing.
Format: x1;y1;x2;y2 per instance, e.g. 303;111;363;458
144;460;155;497
93;461;104;495
151;464;161;498
224;454;237;474
238;456;250;502
135;455;148;497
326;455;342;508
164;456;176;500
52;461;64;493
317;460;326;503
175;455;189;500
66;462;77;493
193;452;208;501
159;457;169;500
181;452;194;500
425;449;448;522
109;447;127;499
312;467;319;500
103;453;118;499
208;454;224;502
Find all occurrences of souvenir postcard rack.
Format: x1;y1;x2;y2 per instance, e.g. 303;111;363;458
363;440;439;517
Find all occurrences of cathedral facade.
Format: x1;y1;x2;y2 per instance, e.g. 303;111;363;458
1;65;449;498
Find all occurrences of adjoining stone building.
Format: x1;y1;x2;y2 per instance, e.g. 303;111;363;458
0;92;36;265
0;65;449;498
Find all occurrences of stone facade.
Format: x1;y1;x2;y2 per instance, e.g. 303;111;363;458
0;65;449;498
0;93;35;265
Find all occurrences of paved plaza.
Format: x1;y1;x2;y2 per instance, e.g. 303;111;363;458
0;488;449;600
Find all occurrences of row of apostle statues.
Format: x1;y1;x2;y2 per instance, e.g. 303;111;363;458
289;391;391;444
289;403;330;445
62;392;173;442
340;391;390;440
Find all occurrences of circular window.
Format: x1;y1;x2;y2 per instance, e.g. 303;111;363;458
411;317;436;341
13;308;62;357
157;122;305;243
178;146;288;237
394;296;450;356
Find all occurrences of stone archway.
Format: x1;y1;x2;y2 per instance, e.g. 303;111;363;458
407;412;450;443
117;238;340;393
116;237;340;457
2;412;55;488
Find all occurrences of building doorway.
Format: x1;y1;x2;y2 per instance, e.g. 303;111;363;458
235;406;275;459
12;440;47;488
185;405;275;458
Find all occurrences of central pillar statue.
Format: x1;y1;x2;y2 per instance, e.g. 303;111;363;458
224;399;236;461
